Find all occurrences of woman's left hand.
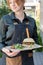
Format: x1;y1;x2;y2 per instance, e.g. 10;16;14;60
2;48;20;57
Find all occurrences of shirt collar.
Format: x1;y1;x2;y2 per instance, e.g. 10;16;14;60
9;12;16;19
9;12;29;21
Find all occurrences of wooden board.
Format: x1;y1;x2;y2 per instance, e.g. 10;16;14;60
5;44;43;52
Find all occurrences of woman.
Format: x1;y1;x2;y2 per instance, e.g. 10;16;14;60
0;0;38;65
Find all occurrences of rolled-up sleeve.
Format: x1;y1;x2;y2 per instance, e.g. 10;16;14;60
0;17;6;50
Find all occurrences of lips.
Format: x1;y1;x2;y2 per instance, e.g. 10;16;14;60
13;6;17;9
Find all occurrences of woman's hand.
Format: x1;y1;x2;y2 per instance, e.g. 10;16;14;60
2;48;20;57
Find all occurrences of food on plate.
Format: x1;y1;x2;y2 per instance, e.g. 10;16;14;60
23;38;35;45
11;44;25;49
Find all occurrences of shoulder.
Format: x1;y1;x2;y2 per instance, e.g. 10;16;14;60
27;16;35;22
1;13;11;20
27;16;36;25
0;12;12;24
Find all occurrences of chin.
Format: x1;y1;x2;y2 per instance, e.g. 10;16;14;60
12;9;20;13
12;7;21;13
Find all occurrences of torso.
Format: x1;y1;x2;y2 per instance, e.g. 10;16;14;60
3;12;35;45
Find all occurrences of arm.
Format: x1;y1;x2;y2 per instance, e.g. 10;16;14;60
33;20;39;44
0;17;20;57
0;17;6;50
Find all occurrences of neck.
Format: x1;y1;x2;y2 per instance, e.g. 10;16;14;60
15;8;24;22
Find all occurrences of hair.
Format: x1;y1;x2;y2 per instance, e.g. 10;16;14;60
6;0;25;7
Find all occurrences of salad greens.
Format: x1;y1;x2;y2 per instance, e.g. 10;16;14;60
12;44;25;49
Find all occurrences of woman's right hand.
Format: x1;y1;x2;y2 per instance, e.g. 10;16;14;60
2;48;20;57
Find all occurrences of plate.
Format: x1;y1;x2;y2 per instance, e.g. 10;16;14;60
4;44;43;52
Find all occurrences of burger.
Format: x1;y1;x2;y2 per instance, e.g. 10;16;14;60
23;38;35;45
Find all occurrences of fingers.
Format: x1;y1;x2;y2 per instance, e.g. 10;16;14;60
2;48;10;53
7;51;20;57
2;48;20;57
